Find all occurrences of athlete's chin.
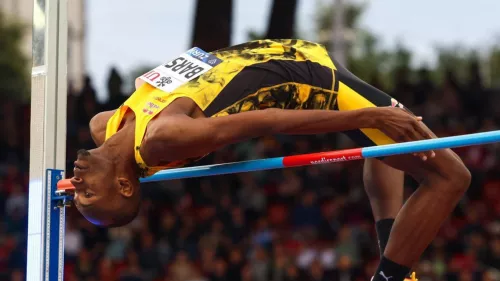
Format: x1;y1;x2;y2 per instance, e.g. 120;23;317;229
77;208;111;226
83;214;113;227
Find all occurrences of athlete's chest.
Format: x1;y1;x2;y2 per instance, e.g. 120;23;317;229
114;98;203;140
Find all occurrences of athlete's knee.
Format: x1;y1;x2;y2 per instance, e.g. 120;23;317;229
386;149;471;197
447;158;471;193
428;149;471;195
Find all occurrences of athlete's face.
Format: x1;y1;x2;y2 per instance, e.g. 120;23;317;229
71;149;140;227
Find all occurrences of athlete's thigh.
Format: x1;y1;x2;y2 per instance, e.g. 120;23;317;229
329;57;420;176
381;147;463;184
329;57;466;181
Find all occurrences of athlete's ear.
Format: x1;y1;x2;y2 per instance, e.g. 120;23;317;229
117;178;134;197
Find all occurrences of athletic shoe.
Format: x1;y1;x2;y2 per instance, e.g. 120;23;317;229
370;271;418;281
404;272;418;281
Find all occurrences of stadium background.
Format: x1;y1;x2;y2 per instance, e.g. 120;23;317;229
1;0;500;280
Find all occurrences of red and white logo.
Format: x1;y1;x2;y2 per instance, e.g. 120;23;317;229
142;102;160;115
141;70;161;82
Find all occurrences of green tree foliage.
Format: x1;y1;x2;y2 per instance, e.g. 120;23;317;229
315;2;500;91
315;1;397;88
315;1;364;48
488;45;500;87
0;12;29;101
347;31;393;88
434;45;478;82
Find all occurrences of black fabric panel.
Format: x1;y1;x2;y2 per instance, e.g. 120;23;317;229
203;60;333;116
343;129;378;148
329;54;387;149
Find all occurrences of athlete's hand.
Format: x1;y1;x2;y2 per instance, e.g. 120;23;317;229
368;107;435;161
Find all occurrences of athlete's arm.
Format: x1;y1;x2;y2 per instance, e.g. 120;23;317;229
141;107;430;164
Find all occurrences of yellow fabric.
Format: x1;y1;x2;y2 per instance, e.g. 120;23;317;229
104;39;393;177
105;39;339;176
336;81;395;146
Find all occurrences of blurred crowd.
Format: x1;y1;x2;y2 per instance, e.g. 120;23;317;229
0;63;500;281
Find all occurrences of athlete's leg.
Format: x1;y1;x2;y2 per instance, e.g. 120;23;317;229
331;58;406;259
380;149;471;265
363;158;403;255
332;58;471;281
368;145;470;281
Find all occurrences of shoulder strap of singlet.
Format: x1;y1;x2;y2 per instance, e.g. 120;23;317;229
130;84;165;173
104;83;163;161
105;105;128;141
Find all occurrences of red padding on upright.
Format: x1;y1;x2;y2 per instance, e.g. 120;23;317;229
57;179;75;191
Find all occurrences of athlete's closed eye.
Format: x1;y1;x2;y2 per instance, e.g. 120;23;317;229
75;193;94;209
74;189;95;201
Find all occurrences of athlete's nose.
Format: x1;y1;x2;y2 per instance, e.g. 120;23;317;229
70;177;83;185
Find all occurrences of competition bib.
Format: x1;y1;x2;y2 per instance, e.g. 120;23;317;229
139;47;223;93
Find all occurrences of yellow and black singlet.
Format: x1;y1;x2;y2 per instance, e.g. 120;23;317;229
105;39;399;177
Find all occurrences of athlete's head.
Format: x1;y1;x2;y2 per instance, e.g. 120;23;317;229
71;148;141;227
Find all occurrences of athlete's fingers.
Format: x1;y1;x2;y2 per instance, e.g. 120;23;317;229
404;124;433;161
412;119;435;158
405;129;429;161
414;120;433;140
